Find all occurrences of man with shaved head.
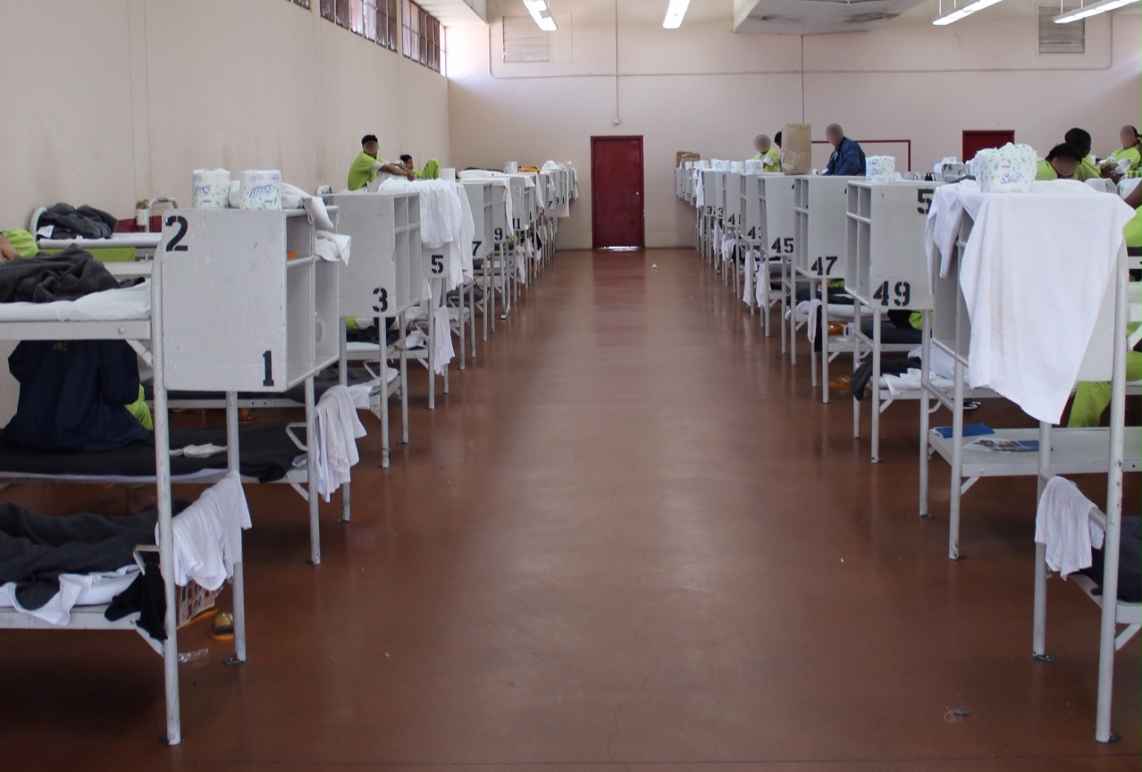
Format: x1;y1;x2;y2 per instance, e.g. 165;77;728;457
823;123;866;176
753;134;781;172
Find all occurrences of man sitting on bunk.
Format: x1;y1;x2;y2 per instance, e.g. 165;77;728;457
1036;143;1083;180
752;134;780;172
400;154;416;177
1069;180;1142;427
822;124;866;176
1062;128;1101;181
347;134;415;190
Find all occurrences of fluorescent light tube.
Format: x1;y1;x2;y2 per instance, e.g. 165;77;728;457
1054;0;1137;23
523;0;557;31
932;0;1004;25
663;0;690;28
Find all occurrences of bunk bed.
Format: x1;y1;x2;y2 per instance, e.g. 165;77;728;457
0;232;245;746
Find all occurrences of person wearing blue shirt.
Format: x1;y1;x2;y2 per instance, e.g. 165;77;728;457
823;123;866;176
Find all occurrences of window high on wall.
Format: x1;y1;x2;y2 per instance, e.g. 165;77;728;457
320;0;400;52
287;0;311;8
402;0;446;74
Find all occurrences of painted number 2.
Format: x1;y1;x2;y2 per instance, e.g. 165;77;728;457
873;280;912;307
164;215;189;252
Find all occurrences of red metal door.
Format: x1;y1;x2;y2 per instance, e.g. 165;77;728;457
962;130;1015;161
591;136;645;249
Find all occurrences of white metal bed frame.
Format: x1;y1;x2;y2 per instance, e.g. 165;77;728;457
0;242;243;747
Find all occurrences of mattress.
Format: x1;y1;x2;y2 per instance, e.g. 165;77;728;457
0;281;150;322
147;369;395;408
0;566;139;626
0;424;303;483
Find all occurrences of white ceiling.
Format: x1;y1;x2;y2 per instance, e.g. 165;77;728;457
417;0;487;25
734;0;930;34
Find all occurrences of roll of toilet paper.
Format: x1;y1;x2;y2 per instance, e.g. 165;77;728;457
503;162;519;174
191;169;232;209
975;143;1037;194
865;156;896;179
237;169;282;210
228;181;241;208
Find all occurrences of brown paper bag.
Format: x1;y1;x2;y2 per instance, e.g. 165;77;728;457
675;150;700;167
781;123;811;174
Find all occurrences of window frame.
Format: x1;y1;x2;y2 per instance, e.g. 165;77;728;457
321;0;400;53
402;0;445;74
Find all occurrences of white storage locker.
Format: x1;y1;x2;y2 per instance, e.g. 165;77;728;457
326;191;426;320
793;176;858;279
724;173;743;231
701;170;726;214
461;182;496;261
160;208;338;392
761;175;797;258
845;180;940;311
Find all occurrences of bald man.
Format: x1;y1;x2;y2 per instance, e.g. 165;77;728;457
823;123;866;176
753;134;781;172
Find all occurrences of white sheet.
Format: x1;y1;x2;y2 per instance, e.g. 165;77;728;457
957;182;1133;423
0;280;150;322
0;565;139;626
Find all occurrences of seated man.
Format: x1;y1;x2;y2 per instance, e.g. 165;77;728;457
347;134;415;190
1069;179;1142;427
823;124;866;176
1036;143;1083;180
1063;128;1101;182
752;134;780;172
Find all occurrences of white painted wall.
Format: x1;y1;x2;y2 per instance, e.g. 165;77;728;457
0;0;449;422
447;0;1141;249
0;0;450;228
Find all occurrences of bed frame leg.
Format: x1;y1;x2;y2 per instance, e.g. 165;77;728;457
918;311;931;520
225;392;249;663
152;267;182;745
305;376;321;566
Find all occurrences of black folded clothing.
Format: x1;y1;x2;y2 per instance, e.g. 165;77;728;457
851;354;919;401
1083;516;1142;603
0;424;303;483
38;203;117;240
0;504;158;611
0;246;118;303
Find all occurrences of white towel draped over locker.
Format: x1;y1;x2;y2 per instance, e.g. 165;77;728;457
954;182;1133;423
379;179;469;291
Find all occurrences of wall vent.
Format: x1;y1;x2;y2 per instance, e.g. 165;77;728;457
503;15;551;63
1039;5;1085;54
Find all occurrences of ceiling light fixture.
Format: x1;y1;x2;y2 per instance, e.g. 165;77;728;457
1054;0;1137;23
932;0;1004;25
523;0;557;31
663;0;691;29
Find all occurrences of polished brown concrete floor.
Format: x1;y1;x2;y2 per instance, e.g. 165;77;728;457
1;249;1138;771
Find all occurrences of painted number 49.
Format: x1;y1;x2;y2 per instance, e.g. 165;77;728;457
873;280;912;307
